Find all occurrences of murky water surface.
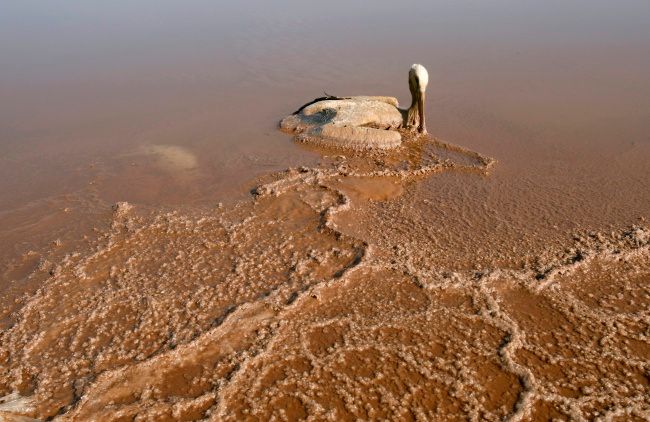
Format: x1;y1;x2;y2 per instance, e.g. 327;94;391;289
1;1;649;420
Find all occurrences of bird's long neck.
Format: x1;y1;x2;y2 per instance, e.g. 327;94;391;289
417;91;426;133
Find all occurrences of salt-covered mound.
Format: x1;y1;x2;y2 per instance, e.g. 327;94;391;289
280;96;404;150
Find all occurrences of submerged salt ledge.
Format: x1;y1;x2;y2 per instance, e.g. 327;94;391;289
1;137;649;420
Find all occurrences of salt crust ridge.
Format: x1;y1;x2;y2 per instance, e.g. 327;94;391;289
1;137;648;421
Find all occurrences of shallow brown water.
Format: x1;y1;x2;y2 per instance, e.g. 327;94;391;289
1;1;649;420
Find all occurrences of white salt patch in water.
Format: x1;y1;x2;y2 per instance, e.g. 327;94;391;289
135;144;199;172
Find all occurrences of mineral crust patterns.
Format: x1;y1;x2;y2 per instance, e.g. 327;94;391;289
1;136;648;421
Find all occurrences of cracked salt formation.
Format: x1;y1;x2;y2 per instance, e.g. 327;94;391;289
0;136;648;421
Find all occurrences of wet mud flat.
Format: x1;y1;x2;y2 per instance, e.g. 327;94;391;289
0;134;648;421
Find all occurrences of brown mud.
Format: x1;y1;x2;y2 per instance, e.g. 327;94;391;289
0;133;648;421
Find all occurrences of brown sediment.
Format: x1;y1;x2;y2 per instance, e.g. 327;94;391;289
0;134;648;421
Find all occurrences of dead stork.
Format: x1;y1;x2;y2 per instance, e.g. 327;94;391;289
280;64;430;150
